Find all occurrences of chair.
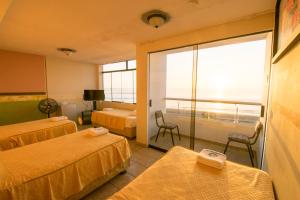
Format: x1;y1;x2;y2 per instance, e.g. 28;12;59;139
155;110;180;146
223;121;263;167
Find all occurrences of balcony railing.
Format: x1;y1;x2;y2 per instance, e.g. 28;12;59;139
164;97;262;124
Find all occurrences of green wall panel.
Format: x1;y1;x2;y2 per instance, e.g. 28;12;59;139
0;100;47;125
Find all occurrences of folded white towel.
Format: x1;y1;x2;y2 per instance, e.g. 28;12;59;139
197;149;227;169
88;127;109;136
103;108;113;111
50;116;68;122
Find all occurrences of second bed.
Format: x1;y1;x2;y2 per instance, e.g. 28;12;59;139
92;108;136;139
0;117;77;150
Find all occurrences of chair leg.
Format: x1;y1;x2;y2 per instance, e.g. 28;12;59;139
176;126;181;140
247;144;253;158
249;145;254;158
163;128;166;137
170;129;175;146
247;144;254;167
224;140;230;154
155;127;162;142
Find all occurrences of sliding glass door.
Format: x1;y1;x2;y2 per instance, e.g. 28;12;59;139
148;33;272;167
148;46;194;150
194;38;268;167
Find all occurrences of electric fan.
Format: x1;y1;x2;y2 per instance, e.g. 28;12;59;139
38;98;58;118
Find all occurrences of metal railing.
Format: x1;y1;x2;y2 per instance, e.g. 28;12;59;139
164;97;261;105
164;97;262;123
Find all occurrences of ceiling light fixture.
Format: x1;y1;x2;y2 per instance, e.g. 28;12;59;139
142;10;170;29
57;48;77;56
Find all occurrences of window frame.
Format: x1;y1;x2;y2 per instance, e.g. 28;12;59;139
102;60;136;104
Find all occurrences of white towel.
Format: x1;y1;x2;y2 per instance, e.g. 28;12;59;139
50;116;68;122
197;149;227;169
88;127;109;136
103;108;113;111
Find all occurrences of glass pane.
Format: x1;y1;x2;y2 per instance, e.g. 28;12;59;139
122;71;134;103
128;60;136;69
103;61;126;72
149;46;194;151
196;40;266;102
194;38;267;167
111;72;122;101
103;73;112;101
166;50;193;99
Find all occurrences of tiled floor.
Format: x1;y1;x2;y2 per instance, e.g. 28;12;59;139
149;132;257;167
82;139;165;200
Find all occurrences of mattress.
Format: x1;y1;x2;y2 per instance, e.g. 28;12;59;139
0;118;77;150
92;109;136;129
0;129;131;200
109;146;275;200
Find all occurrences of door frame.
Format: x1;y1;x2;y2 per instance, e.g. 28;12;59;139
147;31;273;167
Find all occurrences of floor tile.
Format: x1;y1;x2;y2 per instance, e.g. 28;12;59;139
82;182;118;200
131;152;157;167
128;140;143;153
109;172;135;189
127;160;147;177
135;147;164;160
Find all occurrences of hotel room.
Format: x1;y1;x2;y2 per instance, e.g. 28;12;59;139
0;0;299;199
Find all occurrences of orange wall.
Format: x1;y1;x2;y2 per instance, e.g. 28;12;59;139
264;42;300;199
0;0;12;23
0;50;46;93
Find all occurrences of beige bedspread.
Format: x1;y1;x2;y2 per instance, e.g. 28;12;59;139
0;129;131;200
92;109;136;130
109;146;274;200
0;118;77;150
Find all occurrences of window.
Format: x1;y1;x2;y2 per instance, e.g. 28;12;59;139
102;60;136;103
103;61;126;72
164;40;266;113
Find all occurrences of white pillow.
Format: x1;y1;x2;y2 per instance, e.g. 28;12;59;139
103;108;114;111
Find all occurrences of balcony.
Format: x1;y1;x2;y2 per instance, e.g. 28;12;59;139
149;98;263;167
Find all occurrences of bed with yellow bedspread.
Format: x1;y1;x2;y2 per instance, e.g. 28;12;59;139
92;109;136;139
0;117;77;150
0;129;131;200
109;146;274;200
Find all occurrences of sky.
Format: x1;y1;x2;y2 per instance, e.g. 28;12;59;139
166;39;267;102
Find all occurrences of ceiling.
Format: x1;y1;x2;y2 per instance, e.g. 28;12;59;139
0;0;275;64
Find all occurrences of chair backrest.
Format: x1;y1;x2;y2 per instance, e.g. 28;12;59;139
250;121;263;145
155;110;165;127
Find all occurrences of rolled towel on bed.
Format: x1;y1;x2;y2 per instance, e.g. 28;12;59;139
197;149;227;169
88;127;109;136
103;108;113;111
50;116;68;122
